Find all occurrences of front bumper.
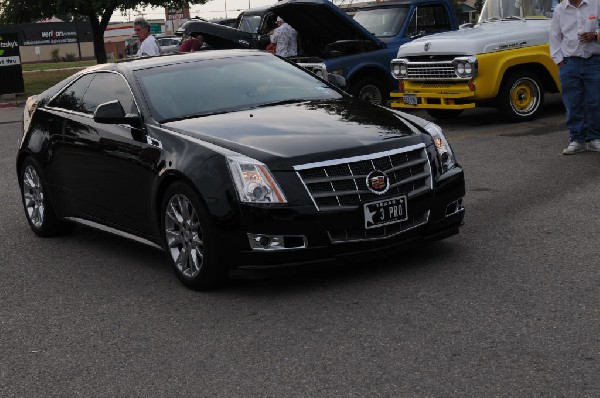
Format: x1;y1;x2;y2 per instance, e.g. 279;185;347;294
390;81;476;110
212;166;465;273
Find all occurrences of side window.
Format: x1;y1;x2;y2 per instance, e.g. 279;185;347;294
406;6;451;37
82;73;137;115
49;74;94;112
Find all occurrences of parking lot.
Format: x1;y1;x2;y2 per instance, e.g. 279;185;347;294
1;96;598;396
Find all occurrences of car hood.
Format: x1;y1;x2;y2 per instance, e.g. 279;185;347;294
163;99;425;170
272;0;384;49
396;19;551;57
176;20;253;49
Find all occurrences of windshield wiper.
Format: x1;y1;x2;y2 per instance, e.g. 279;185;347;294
502;15;525;21
254;99;310;108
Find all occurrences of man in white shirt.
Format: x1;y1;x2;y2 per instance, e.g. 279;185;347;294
550;0;600;154
134;17;161;57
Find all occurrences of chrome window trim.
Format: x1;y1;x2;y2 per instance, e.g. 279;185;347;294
46;70;142;118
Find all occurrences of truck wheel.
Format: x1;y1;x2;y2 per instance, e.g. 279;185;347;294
351;77;387;105
497;71;544;122
426;109;463;120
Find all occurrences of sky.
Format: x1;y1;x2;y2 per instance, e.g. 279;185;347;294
111;0;278;22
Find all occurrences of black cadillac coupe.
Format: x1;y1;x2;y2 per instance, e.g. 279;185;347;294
17;50;465;289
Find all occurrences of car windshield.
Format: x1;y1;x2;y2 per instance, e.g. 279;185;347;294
135;53;343;122
478;0;556;21
352;6;409;37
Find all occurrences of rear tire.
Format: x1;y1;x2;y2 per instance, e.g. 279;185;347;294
497;71;544;122
426;109;464;120
161;182;226;290
351;77;388;105
19;157;74;237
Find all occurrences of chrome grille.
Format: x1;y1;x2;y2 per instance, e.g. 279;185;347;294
405;62;456;79
294;144;432;212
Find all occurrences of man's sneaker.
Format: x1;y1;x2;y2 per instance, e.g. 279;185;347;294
587;139;600;152
563;141;586;155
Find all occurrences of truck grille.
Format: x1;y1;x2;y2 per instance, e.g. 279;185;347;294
405;62;456;79
294;144;432;212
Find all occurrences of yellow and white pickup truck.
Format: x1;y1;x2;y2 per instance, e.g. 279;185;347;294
389;0;560;121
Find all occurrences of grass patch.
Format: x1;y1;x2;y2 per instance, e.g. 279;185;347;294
22;60;97;72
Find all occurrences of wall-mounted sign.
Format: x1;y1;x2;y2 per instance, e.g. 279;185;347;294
21;23;80;46
0;33;21;66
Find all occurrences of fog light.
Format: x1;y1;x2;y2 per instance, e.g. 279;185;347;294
247;233;308;251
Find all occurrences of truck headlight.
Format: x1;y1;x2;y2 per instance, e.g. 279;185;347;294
390;59;409;79
452;56;477;78
227;155;287;203
424;122;456;172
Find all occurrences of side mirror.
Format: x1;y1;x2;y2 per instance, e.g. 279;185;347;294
94;100;141;128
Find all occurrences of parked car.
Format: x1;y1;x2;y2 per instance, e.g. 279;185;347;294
176;0;459;105
155;35;182;54
17;50;465;290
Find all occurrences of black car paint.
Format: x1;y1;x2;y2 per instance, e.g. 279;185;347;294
17;51;465;275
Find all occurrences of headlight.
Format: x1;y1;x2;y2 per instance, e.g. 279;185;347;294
424;122;456;172
390;59;409;79
452;56;477;78
227;155;287;203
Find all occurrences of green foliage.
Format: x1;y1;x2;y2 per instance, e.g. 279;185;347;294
50;48;60;63
64;53;77;62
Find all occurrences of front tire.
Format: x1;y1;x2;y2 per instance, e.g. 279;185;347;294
351;77;388;105
19;157;74;237
161;182;226;290
497;71;544;122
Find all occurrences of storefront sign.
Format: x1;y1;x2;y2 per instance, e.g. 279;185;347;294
0;31;24;94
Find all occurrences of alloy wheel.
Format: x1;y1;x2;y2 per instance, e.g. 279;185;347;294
22;165;45;228
164;194;205;278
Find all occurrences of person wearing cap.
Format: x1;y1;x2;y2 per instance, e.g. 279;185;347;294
179;33;205;52
269;17;298;57
133;17;161;57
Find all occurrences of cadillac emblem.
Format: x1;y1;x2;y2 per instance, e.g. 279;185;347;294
366;170;390;195
424;42;431;52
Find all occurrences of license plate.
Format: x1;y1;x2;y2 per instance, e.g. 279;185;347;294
364;195;408;229
403;94;418;105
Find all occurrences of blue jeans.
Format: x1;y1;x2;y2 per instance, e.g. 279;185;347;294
558;55;600;143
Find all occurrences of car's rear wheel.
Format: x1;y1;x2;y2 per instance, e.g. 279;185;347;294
497;71;544;122
161;182;226;290
19;157;74;237
351;77;388;105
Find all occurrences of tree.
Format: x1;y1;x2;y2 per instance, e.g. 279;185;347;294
0;1;207;63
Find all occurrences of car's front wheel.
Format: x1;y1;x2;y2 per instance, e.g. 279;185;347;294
19;157;74;237
497;71;544;122
161;182;226;290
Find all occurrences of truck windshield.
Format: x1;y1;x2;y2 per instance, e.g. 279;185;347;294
478;0;556;22
353;6;410;37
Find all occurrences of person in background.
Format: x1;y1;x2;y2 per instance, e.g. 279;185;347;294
269;17;298;58
550;0;600;154
179;33;204;52
134;17;161;57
